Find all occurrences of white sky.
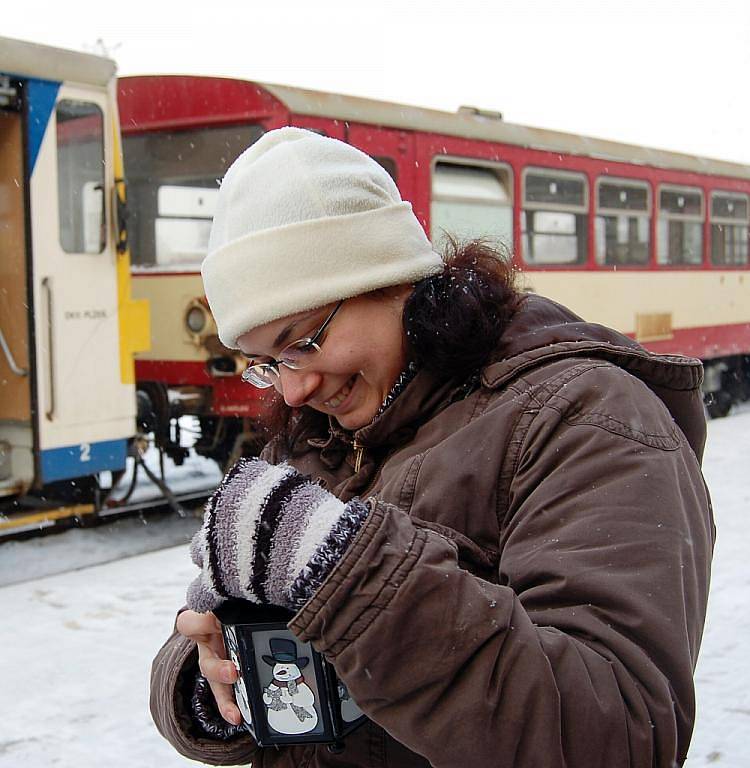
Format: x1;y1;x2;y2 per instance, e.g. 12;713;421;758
6;0;750;164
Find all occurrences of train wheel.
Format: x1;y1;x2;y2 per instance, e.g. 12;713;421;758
705;390;732;419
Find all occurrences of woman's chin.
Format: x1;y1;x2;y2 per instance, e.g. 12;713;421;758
333;401;378;431
329;378;378;430
333;411;370;431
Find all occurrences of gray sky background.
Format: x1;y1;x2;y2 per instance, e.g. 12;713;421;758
7;0;750;164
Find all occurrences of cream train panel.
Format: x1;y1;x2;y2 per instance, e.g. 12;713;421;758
134;269;750;363
525;271;750;338
132;272;210;362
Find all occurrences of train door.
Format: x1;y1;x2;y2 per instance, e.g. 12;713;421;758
0;84;34;495
27;81;134;486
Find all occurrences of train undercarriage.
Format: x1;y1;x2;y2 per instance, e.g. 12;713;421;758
135;381;267;471
702;354;750;418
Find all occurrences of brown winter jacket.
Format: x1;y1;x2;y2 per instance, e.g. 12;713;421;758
150;294;714;768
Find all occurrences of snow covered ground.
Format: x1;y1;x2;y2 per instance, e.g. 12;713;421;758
0;409;748;767
684;407;750;767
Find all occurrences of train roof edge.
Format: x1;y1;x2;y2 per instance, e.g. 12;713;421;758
262;81;750;181
0;36;116;86
119;74;750;182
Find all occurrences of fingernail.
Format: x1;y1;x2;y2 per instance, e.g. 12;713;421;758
224;709;241;725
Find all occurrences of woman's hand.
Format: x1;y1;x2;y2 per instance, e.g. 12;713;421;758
186;458;369;613
176;609;242;726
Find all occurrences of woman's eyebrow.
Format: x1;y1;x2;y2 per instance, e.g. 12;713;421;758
272;310;318;348
243;310;321;358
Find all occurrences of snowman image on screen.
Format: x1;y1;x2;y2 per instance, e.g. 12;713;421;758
261;637;319;735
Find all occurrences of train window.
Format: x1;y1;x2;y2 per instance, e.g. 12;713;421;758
657;186;704;266
710;192;749;266
372;156;398;182
431;160;512;251
122;124;264;267
595;178;650;266
56;100;105;254
155;185;218;266
522;168;588;265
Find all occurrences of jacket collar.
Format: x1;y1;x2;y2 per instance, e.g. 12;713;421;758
326;368;465;451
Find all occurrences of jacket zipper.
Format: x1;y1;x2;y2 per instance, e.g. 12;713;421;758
356;445;400;500
353;439;364;473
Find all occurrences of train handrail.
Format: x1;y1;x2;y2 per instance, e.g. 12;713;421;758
42;277;55;420
0;326;28;377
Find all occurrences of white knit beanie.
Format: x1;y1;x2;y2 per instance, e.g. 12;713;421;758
201;127;444;349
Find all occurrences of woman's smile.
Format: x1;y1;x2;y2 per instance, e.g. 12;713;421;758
322;374;358;410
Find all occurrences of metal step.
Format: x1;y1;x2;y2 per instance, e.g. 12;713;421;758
0;488;211;542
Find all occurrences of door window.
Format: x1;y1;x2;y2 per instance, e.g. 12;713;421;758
56;100;105;254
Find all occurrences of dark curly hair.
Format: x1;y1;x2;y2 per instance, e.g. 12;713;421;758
258;237;521;445
402;236;520;377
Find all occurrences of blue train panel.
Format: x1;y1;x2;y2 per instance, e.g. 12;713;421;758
24;78;60;173
40;439;128;483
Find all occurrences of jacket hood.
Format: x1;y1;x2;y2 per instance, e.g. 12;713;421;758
482;294;707;461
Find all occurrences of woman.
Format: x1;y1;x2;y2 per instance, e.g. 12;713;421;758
150;127;714;767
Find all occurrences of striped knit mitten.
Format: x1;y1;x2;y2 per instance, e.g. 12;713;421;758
186;458;370;613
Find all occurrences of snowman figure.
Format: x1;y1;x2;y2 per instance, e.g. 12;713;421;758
261;638;319;735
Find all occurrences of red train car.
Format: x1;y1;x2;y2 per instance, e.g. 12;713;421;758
118;75;750;465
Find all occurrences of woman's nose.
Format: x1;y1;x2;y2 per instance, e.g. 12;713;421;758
276;366;322;407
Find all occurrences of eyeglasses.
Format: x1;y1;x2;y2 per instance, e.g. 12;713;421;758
240;300;345;389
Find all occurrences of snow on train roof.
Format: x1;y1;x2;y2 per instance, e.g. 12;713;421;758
0;36;116;87
262;81;750;182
